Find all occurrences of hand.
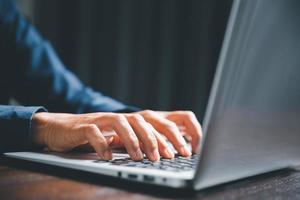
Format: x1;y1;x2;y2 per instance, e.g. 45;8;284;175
32;110;202;161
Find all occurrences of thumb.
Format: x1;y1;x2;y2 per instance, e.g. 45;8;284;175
106;136;114;145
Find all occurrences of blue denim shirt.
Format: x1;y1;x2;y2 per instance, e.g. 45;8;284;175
0;0;138;152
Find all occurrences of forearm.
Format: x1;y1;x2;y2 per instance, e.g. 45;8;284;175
0;0;137;114
0;105;47;152
74;87;140;113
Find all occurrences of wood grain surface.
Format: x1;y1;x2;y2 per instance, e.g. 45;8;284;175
0;156;300;200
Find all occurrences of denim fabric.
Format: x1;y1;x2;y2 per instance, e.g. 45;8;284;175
0;0;138;152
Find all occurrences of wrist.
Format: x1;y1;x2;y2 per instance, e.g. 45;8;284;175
32;112;49;148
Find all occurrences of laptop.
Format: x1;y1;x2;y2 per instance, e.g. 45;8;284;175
4;0;300;190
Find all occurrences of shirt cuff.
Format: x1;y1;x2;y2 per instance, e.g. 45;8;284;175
0;105;47;152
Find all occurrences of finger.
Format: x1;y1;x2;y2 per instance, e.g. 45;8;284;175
108;135;124;147
166;111;202;153
101;130;124;147
126;114;160;161
148;124;174;159
94;114;143;161
141;112;191;157
78;124;112;160
74;136;114;152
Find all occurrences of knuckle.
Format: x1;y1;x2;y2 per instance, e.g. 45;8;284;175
144;132;156;142
131;114;145;122
106;112;116;117
197;131;203;140
104;113;117;121
147;139;158;151
155;133;168;145
84;124;103;139
159;139;169;148
113;114;127;124
84;124;98;134
165;121;177;130
184;110;196;118
143;109;155;116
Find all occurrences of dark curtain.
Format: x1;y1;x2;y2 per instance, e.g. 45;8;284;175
18;0;232;121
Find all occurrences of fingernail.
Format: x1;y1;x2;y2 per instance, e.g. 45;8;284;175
149;150;160;161
180;146;192;157
163;148;174;159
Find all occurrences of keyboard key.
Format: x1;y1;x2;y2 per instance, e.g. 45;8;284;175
95;154;199;172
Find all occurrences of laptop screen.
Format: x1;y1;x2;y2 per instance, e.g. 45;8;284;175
204;0;300;131
196;0;300;189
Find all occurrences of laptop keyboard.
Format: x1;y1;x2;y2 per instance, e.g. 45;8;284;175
94;154;199;172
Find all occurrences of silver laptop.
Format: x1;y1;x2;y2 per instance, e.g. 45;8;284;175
4;0;300;190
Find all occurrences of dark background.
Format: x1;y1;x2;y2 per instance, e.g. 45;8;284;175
17;0;232;121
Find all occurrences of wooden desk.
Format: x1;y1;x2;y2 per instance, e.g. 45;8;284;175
1;156;300;200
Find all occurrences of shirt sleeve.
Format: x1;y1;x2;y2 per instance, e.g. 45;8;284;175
0;105;47;152
0;0;139;114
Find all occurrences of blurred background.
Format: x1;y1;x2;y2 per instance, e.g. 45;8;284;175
16;0;232;121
